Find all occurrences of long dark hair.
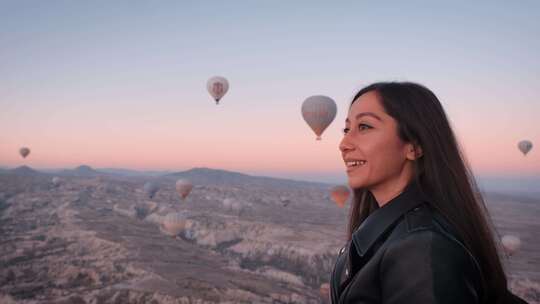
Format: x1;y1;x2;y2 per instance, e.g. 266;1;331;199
346;82;507;303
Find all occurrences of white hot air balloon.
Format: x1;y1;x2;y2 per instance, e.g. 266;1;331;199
279;196;291;207
52;177;62;187
161;212;188;236
301;95;337;140
19;147;31;158
222;198;234;209
501;235;521;256
222;198;243;213
330;185;350;208
207;76;229;104
518;140;533;156
143;181;160;199
175;179;193;200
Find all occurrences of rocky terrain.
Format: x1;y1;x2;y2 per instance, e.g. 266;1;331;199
0;168;538;303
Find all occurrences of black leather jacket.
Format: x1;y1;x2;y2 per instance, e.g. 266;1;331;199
330;183;485;304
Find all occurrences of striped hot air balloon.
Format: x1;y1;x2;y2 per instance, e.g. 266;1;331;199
301;95;337;140
207;76;229;104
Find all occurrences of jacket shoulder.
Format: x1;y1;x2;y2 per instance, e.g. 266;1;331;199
379;227;483;303
392;203;461;238
379;204;484;303
388;204;476;260
404;203;437;232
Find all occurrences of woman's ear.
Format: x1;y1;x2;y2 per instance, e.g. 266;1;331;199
406;143;423;160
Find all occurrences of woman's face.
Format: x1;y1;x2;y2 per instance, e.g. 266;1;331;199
339;91;417;194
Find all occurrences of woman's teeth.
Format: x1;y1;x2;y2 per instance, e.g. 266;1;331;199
346;160;367;167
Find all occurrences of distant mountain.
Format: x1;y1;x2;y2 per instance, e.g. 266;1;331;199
166;167;330;189
6;165;46;176
98;168;170;177
484;191;540;205
59;165;102;177
477;175;540;200
0;164;333;189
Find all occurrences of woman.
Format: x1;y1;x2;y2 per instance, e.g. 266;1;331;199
330;82;527;304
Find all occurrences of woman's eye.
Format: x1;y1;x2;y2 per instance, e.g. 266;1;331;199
358;123;372;131
342;127;350;134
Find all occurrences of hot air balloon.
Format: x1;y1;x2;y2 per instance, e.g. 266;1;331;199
518;140;533;156
161;212;188;236
134;201;158;219
175;179;193;200
501;235;521;256
222;198;234;209
19;147;30;158
183;219;197;240
319;283;330;302
330;185;350;208
223;198;243;213
143;181;160;199
52;177;62;187
207;76;229;104
301;95;337;140
279;196;291;207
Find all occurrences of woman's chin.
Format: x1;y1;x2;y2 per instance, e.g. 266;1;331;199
347;178;366;190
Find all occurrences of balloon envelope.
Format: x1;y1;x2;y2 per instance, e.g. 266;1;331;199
223;198;242;212
330;185;350;208
223;198;234;209
52;177;62;186
207;76;229;104
301;95;337;140
135;201;158;219
279;196;291;207
518;140;533;155
162;212;187;236
501;235;521;256
320;283;330;301
175;179;193;200
19;147;30;158
143;182;159;199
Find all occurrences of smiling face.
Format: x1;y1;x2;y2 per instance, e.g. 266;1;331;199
339;91;420;204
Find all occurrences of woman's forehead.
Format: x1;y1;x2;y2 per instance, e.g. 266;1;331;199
348;91;387;120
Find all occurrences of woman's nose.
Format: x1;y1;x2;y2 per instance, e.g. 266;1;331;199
339;135;354;153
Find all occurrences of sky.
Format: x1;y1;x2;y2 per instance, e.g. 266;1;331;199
1;1;539;184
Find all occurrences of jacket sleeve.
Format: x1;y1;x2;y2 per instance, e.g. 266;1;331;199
379;230;482;304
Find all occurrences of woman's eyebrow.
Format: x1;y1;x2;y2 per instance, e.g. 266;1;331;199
356;112;382;121
345;112;382;123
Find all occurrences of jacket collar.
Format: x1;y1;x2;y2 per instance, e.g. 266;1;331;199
351;182;429;257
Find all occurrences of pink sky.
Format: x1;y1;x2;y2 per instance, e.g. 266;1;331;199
1;91;538;179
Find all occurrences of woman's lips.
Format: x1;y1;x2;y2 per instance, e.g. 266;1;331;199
345;160;367;173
